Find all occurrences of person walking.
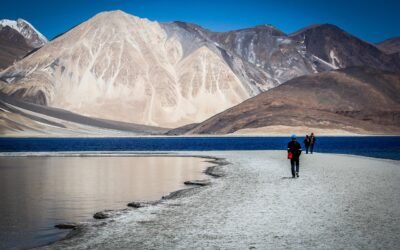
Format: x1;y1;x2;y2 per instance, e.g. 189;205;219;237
309;133;316;154
304;135;310;154
288;134;302;178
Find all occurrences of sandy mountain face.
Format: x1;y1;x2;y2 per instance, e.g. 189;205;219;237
1;11;399;131
0;11;264;128
180;67;400;135
0;19;47;70
0;92;168;137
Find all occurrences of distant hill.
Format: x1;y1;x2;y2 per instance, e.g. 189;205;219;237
289;24;400;72
179;67;400;135
376;37;400;54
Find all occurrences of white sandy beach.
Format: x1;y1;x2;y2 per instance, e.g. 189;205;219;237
42;151;400;249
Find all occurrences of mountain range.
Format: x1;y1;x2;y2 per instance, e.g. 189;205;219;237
0;10;399;136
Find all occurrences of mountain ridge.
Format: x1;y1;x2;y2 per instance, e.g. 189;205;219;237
0;10;399;135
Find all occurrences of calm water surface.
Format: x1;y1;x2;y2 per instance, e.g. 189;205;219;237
0;136;399;160
0;156;209;249
0;136;399;248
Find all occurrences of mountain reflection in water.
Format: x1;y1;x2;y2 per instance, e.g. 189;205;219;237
0;156;209;249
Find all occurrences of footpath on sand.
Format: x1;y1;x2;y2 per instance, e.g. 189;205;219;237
45;151;400;249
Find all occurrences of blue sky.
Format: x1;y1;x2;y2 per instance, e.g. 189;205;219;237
1;0;399;43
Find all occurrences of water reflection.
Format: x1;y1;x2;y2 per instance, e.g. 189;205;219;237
0;156;209;249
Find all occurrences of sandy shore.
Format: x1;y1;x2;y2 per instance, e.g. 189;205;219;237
42;151;400;249
233;125;378;136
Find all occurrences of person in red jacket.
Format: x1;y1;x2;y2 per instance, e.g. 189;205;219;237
288;134;302;178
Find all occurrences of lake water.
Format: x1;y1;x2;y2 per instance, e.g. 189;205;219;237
0;136;399;249
0;136;399;160
0;156;210;249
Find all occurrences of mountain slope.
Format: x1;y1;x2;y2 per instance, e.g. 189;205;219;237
205;24;318;84
181;67;400;135
0;19;47;48
169;22;400;85
0;19;47;70
1;12;399;133
170;22;318;85
0;92;167;136
290;24;400;72
376;37;400;54
0;26;33;70
0;11;270;128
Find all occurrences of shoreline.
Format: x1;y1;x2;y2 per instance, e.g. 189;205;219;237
37;151;400;249
1;150;399;163
35;154;229;249
2;134;400;138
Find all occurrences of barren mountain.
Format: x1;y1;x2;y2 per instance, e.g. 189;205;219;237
0;19;47;70
1;11;399;134
376;37;400;54
172;22;400;83
179;67;400;135
0;19;47;48
0;11;275;128
0;26;32;70
290;24;400;72
183;23;318;84
0;92;167;136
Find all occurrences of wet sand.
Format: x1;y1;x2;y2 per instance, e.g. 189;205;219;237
41;151;400;249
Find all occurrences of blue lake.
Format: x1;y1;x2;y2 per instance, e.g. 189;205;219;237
0;136;399;249
0;136;399;160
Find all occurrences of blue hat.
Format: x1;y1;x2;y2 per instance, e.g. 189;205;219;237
291;134;297;139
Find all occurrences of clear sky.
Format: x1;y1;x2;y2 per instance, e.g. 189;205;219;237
1;0;399;43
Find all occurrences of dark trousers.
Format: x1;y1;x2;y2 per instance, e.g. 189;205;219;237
305;145;310;154
310;144;314;154
290;158;299;177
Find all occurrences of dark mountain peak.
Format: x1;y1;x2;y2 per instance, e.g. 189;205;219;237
312;23;342;30
289;22;400;72
170;21;211;34
378;37;400;44
0;25;29;45
290;23;344;37
170;21;286;36
376;37;400;54
225;24;286;36
0;25;32;70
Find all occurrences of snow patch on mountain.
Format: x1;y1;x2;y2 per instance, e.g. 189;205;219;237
312;55;338;69
329;50;341;68
0;18;48;47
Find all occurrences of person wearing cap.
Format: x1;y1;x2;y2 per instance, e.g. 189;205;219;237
287;134;302;178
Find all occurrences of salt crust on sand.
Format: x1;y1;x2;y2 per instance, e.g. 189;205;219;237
43;151;400;249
